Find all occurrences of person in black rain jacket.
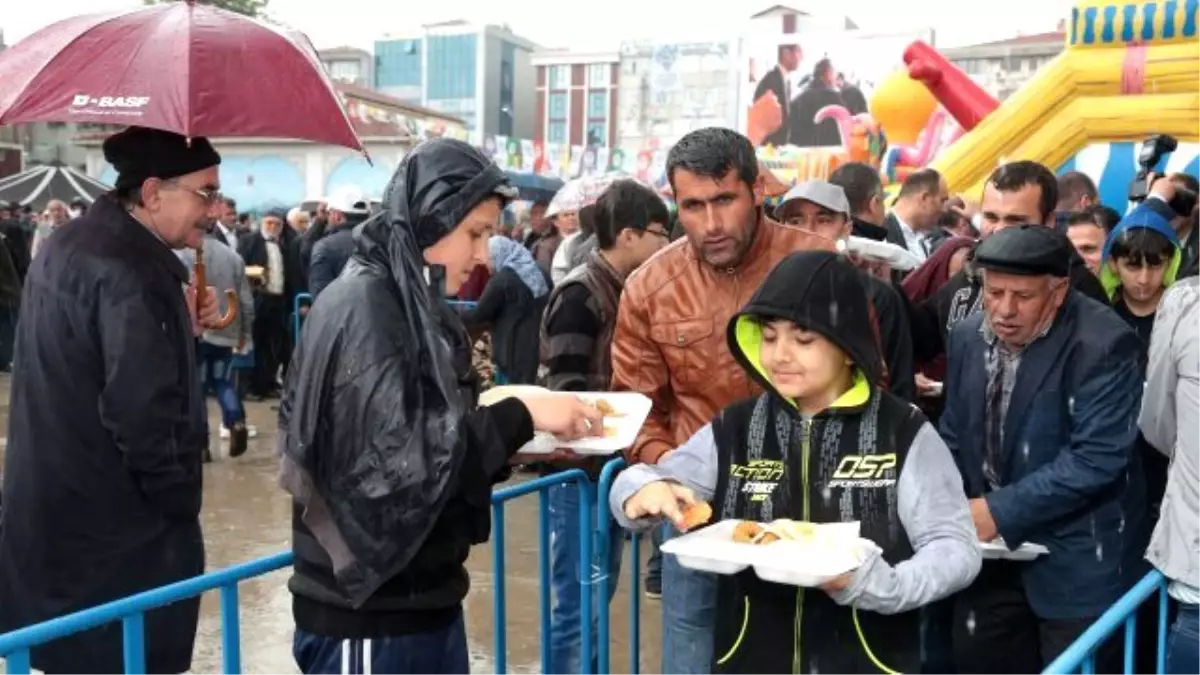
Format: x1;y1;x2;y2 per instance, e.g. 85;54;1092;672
279;138;603;675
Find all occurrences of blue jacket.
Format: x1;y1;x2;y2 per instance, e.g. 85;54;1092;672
308;226;355;298
940;292;1147;620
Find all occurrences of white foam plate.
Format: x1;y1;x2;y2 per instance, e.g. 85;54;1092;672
480;389;652;456
662;520;877;587
841;236;923;271
980;538;1049;561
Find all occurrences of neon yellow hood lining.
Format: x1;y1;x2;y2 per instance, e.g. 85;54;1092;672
1101;247;1181;302
733;315;870;411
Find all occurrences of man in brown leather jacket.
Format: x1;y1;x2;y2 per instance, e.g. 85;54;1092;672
610;127;836;673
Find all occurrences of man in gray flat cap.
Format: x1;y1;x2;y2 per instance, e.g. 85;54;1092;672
0;126;223;674
940;224;1147;673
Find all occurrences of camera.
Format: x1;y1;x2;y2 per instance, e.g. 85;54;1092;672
1128;134;1197;217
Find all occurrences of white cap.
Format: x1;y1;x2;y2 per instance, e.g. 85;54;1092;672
326;186;370;215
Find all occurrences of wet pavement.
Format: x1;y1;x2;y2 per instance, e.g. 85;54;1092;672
0;378;663;673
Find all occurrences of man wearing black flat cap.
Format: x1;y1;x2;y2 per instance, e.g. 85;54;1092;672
939;225;1147;673
0;126;224;674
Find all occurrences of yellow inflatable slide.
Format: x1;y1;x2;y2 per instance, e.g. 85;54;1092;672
932;0;1200;198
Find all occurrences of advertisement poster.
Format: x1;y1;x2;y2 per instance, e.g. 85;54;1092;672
739;29;932;149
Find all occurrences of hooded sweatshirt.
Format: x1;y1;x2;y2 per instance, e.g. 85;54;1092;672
611;251;979;673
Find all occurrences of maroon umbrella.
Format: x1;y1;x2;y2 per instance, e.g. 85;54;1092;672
0;0;364;151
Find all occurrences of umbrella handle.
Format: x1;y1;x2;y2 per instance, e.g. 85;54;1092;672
193;243;238;330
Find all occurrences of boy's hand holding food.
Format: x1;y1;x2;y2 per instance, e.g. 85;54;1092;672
623;482;709;530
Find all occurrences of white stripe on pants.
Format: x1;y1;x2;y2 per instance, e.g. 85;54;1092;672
339;639;373;674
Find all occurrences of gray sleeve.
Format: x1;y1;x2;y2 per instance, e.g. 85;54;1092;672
609;423;718;531
1140;286;1184;456
830;421;982;615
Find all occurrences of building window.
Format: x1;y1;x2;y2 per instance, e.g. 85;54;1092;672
587;91;607;119
549;92;568;119
550;65;570;89
329;60;361;82
548;121;568;144
587;122;607;146
588;63;610;87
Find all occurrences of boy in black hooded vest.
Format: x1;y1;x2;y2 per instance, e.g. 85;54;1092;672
610;250;981;673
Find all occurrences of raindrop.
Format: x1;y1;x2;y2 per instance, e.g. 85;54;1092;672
821;485;833;504
1068;396;1075;415
965;611;977;636
829;301;839;324
1117;515;1125;534
809;659;820;674
1095;541;1104;561
1021;442;1030;461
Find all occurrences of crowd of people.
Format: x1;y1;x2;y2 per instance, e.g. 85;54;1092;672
0;122;1195;675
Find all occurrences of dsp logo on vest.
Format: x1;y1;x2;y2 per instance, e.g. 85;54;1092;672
827;453;898;489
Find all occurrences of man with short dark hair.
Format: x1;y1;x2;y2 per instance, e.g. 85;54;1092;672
611;127;838;672
941;225;1145;673
1055;170;1098;213
522;197;552;250
539;179;670;674
886;168;948;263
214;196;240;250
829;161;894;242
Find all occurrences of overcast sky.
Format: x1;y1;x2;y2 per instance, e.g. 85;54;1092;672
6;0;1074;52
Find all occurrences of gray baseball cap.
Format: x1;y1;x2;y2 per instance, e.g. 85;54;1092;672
778;180;851;217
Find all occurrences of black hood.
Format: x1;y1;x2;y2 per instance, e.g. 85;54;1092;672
727;250;883;400
355;138;512;285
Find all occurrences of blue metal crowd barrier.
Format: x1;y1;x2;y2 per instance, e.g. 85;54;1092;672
0;462;640;675
1043;570;1170;674
0;551;295;674
488;458;641;675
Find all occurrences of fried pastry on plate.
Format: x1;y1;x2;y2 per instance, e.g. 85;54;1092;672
733;521;762;543
679;501;712;531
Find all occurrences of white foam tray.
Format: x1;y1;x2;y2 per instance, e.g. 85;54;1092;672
980;538;1049;561
479;388;652;456
661;520;877;587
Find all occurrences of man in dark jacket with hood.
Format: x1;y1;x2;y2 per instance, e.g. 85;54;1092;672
308;187;371;298
280;138;603;675
0;127;223;674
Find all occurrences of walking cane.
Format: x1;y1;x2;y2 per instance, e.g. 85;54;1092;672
193;240;238;329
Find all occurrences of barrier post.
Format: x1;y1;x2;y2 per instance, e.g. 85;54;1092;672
538;489;553;671
630;532;641;675
596;457;626;674
121;612;146;674
5;647;31;674
579;478;595;675
492;500;508;675
220;584;242;674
